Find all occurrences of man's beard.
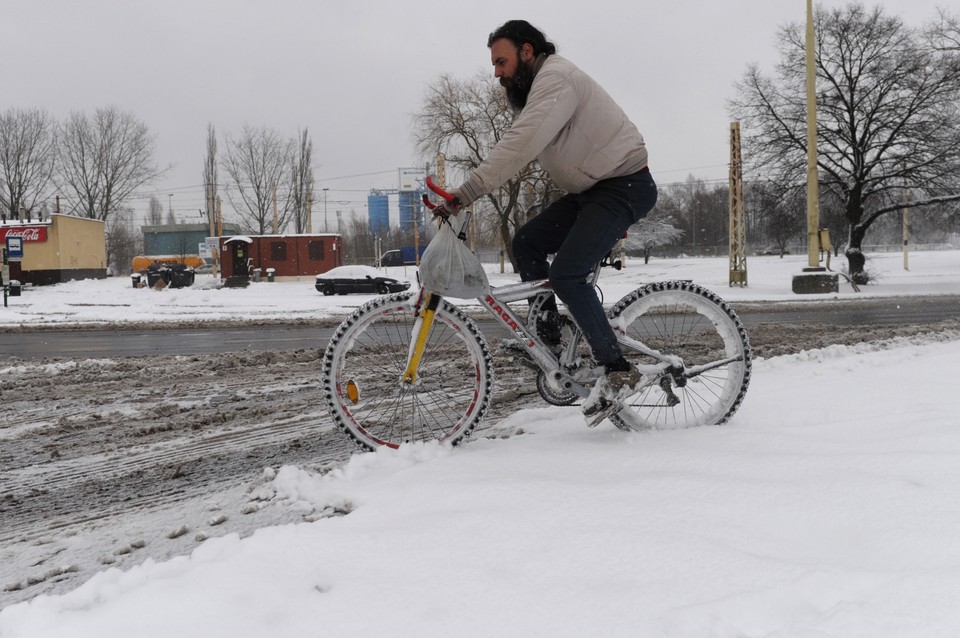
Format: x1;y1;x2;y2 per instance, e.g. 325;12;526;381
502;58;536;112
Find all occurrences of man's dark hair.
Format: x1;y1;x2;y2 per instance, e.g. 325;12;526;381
487;20;557;56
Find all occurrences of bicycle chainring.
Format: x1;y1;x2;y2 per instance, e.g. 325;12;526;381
536;369;579;406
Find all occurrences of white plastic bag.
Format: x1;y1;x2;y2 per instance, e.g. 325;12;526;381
419;214;489;298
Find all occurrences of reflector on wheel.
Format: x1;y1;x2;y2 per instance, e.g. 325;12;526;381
346;380;360;404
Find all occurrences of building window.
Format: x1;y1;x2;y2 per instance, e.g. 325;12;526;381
308;240;324;261
271;241;288;261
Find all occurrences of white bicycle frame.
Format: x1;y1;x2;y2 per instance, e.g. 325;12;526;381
403;260;683;410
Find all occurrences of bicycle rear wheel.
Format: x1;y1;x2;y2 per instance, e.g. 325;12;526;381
608;281;751;430
321;292;493;450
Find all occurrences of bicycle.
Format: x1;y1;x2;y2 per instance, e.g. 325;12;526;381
321;179;752;451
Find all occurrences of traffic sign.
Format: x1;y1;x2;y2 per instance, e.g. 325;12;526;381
5;236;23;261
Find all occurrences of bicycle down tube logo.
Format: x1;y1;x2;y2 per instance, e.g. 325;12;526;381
485;295;535;347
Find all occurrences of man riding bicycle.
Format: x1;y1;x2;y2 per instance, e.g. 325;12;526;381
435;20;659;419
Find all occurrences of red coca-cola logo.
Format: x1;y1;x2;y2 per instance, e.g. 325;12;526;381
0;226;47;242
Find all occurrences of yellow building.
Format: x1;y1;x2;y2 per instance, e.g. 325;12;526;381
0;214;106;286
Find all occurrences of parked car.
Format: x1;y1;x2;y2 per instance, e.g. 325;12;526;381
378;247;426;267
757;246;791;256
315;265;411;296
379;250;405;267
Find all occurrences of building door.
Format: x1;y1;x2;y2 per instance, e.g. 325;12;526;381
232;243;249;277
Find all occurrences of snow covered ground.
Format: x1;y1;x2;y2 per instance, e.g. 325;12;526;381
2;250;960;637
2;249;958;327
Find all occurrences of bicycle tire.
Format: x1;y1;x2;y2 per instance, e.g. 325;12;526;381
607;281;752;430
321;292;493;450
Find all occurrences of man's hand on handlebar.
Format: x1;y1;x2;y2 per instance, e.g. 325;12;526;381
422;176;462;223
431;199;462;221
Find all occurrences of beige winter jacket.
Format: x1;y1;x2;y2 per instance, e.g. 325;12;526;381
454;54;648;207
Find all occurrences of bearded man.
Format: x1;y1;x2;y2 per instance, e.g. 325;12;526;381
443;20;658;420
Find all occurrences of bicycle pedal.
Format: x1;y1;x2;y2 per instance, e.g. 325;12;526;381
585;399;623;427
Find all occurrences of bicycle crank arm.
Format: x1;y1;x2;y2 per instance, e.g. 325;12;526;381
683;354;746;379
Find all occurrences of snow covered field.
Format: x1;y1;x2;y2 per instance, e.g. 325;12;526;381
2;250;960;637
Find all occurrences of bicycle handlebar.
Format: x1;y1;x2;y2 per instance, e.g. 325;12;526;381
426;176;455;202
422;176;459;211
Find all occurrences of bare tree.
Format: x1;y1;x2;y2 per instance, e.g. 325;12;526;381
654;177;729;255
57;106;165;221
731;4;960;283
746;180;806;256
414;72;559;270
105;207;142;275
0;107;57;219
290;128;314;233
146;195;164;225
203;123;218;231
221;125;294;235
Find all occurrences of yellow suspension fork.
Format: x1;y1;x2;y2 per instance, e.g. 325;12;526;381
401;292;442;384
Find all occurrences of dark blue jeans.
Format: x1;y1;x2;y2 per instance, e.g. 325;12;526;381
512;169;658;366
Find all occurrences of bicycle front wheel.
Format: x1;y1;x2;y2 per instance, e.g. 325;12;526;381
608;281;752;430
321;292;493;450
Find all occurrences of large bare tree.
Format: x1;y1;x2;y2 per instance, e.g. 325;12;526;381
221;125;293;235
58;106;164;221
289;128;314;233
413;72;560;270
730;4;960;283
0;107;57;219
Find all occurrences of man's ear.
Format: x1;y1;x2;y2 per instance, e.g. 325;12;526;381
521;42;534;61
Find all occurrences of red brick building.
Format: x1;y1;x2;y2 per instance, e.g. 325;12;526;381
219;233;343;281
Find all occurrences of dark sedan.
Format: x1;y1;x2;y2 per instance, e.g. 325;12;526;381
314;265;412;296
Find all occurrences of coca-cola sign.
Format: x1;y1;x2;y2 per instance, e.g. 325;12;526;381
0;226;48;242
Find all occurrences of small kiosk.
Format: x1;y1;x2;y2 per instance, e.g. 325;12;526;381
219;233;343;285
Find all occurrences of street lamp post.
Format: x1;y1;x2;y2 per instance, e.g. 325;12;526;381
323;188;329;233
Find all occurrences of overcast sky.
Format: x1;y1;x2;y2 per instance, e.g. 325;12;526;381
5;0;950;226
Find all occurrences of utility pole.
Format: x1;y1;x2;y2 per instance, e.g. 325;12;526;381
323;188;329;233
792;0;838;294
307;191;314;234
804;0;819;270
272;185;279;234
728;122;747;287
207;183;215;239
207;182;219;278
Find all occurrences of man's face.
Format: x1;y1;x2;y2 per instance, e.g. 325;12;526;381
490;38;536;111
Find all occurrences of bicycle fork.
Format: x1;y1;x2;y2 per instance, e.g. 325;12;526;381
401;291;442;384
